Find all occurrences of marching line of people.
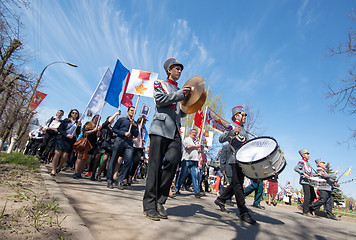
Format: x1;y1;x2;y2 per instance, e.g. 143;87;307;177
22;57;341;226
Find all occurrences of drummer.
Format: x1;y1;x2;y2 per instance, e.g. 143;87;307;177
214;106;257;225
294;148;316;217
142;58;191;221
309;158;339;220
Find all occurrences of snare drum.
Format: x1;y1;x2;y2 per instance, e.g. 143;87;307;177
309;177;327;189
235;136;286;180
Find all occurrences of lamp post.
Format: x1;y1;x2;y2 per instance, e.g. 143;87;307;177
6;61;78;153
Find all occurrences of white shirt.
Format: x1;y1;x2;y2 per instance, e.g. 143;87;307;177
182;136;199;161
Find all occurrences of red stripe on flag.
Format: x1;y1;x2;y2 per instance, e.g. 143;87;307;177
121;72;134;107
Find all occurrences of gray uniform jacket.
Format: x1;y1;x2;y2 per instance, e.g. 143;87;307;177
149;80;187;140
219;123;248;165
294;159;313;185
220;144;233;178
315;167;337;192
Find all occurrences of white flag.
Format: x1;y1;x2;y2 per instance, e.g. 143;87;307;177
126;69;158;97
87;68;112;115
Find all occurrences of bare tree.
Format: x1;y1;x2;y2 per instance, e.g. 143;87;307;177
326;11;356;140
244;101;264;137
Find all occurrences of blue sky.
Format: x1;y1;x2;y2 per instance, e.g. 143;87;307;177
22;0;356;198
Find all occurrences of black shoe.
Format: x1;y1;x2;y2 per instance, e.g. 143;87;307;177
156;203;168;219
175;191;181;195
272;201;277;206
327;214;339;221
195;192;205;198
214;198;229;212
117;183;125;190
72;173;78;179
107;182;114;189
144;209;161;221
226;200;234;206
252;204;265;210
90;176;96;181
240;212;257;225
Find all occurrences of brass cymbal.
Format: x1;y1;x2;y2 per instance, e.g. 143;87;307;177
180;76;207;114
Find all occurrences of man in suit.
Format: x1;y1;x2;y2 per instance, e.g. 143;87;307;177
143;58;191;221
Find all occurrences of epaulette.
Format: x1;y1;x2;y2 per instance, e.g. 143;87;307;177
224;125;233;131
154;80;161;89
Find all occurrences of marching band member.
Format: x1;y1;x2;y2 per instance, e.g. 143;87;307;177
309;158;339;220
142;58;191;221
214;106;257;225
294;148;316;217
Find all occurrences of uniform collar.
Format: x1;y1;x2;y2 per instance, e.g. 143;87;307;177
234;120;244;127
302;158;308;162
167;78;178;87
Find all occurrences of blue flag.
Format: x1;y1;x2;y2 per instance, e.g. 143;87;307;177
105;59;129;108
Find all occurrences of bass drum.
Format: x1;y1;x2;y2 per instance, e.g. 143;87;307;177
235;136;286;180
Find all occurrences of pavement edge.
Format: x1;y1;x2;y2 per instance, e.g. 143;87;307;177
40;165;95;240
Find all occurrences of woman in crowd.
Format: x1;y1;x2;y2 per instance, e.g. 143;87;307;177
266;175;280;206
73;114;100;178
91;111;120;181
50;109;81;176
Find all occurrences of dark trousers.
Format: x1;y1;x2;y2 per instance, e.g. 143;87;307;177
128;148;144;177
107;137;134;184
30;139;43;156
143;132;181;211
310;190;333;216
302;184;316;213
39;131;56;161
219;163;248;214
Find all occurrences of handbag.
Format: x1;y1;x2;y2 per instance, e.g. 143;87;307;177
283;195;290;203
73;137;93;153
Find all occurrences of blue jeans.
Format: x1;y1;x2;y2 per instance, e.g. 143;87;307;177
175;160;200;195
243;179;263;205
107;137;134;184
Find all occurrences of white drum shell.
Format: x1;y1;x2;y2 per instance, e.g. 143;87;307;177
235;137;286;180
309;177;327;189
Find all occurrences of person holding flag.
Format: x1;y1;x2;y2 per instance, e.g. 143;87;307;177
143;58;191;221
214;106;257;225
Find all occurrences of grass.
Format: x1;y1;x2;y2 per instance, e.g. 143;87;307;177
0;153;40;170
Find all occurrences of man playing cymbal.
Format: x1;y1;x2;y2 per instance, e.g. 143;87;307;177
143;58;191;221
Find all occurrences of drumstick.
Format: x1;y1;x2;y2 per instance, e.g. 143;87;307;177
245;130;257;138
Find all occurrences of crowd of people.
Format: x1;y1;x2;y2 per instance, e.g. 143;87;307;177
22;57;340;225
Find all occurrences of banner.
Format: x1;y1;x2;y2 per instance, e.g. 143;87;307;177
105;59;130;108
194;108;204;129
29;91;47;110
205;107;230;133
87;68;112;116
126;69;157;97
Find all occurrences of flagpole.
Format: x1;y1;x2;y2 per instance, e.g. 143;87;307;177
337;166;352;182
199;106;208;145
128;95;140;133
96;100;106;128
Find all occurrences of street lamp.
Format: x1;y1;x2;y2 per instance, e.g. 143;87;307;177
6;61;78;153
27;61;78;110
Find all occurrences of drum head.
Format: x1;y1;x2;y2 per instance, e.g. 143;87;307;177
236;137;277;163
